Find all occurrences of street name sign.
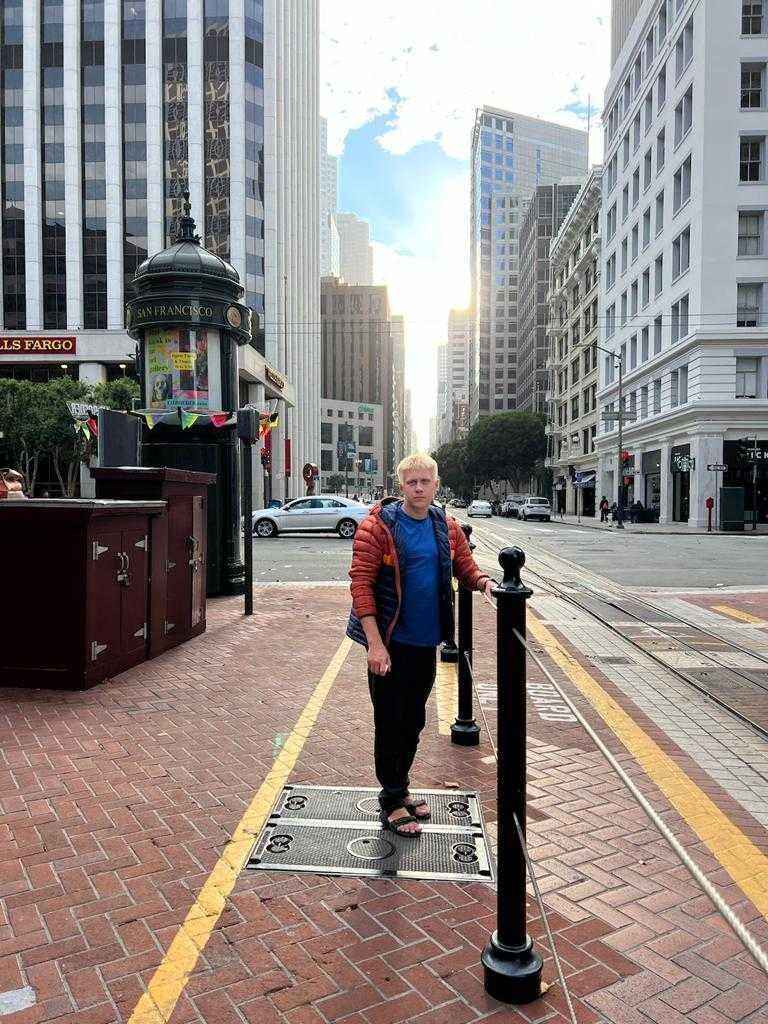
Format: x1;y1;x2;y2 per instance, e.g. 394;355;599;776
707;464;727;472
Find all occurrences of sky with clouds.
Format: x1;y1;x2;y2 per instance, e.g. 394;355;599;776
320;0;611;448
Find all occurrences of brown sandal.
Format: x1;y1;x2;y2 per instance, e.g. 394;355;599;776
383;812;422;837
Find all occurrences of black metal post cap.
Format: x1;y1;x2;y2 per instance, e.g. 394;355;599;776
498;546;527;592
482;932;543;1004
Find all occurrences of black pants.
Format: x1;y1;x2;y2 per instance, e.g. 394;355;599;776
367;641;437;814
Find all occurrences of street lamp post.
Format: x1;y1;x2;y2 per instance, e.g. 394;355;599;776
596;344;626;530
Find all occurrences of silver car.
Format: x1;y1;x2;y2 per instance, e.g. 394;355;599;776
251;495;370;538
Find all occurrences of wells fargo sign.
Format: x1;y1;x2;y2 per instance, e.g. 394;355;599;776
0;336;77;355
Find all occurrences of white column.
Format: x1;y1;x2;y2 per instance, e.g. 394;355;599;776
229;0;246;284
253;383;265;508
186;0;205;236
63;3;83;328
659;441;673;525
262;0;278;367
79;361;108;384
689;434;723;528
145;2;164;255
104;0;124;329
23;0;43;329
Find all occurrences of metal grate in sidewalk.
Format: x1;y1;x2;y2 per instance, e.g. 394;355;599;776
246;784;494;882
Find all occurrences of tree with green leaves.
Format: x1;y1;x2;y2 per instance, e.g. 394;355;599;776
465;412;546;494
0;375;140;496
326;472;346;494
432;439;473;499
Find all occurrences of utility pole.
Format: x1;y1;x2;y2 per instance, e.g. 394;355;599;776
283;273;289;504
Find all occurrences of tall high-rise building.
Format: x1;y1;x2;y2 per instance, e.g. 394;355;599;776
320;117;340;277
447;308;472;440
0;0;320;500
517;181;582;413
320;277;394;485
598;0;768;527
470;107;588;420
336;212;374;286
391;315;406;465
435;343;450;447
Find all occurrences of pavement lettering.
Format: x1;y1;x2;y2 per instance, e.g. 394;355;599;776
527;681;577;721
127;637;353;1024
526;612;768;918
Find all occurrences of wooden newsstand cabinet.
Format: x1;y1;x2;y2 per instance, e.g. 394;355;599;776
91;467;215;655
0;500;165;689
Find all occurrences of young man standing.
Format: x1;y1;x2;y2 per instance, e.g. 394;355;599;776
347;454;496;836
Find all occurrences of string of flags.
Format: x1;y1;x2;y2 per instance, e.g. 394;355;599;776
259;412;279;437
75;417;99;439
133;409;278;432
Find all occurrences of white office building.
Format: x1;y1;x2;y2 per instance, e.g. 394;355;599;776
320;117;340;277
598;0;768;527
336;212;374;286
447;308;472;440
0;0;319;500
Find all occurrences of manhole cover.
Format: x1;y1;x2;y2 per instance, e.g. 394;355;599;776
347;836;395;861
247;786;493;882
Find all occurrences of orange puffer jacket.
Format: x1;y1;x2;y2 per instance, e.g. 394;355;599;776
346;501;492;648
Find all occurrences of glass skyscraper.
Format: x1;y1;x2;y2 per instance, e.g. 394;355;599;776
470;106;588;419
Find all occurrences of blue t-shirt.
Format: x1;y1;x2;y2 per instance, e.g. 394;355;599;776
391;508;441;647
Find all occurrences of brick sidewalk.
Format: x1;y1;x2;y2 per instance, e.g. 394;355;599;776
0;586;767;1023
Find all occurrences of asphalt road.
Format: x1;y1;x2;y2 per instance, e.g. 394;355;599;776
454;513;768;589
248;512;768;589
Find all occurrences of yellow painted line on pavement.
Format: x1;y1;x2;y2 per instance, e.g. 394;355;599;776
435;659;457;736
128;637;353;1024
712;604;766;625
526;613;768;917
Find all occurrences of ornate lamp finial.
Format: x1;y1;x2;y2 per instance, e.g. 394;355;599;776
174;191;200;244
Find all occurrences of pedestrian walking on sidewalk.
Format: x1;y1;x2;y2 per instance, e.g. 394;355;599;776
599;496;609;522
347;453;496;838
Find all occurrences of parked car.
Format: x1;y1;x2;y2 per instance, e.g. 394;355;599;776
518;497;552;522
450;498;468;508
502;496;525;518
467;499;493;518
252;495;369;538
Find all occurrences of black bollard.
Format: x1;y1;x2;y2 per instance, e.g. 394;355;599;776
482;545;543;1004
440;583;459;664
451;523;480;745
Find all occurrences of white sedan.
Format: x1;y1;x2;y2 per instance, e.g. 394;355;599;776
467;500;493;518
251;496;370;538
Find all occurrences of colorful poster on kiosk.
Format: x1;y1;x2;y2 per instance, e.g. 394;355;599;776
146;326;221;410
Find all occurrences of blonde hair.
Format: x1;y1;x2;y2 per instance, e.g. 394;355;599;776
397;452;439;482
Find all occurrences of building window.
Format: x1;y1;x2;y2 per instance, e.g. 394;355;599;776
743;2;764;35
741;63;765;108
320;422;332;443
630;334;638;368
641;384;649;418
654;314;663;353
736;356;759;396
632;167;640;206
641;325;649;361
657;66;667;109
320;450;333;471
680;364;688;403
673;155;692;210
656;128;665;172
674;86;693;146
658;2;668;42
622;132;630;168
122;0;148;313
571;395;579;420
621;291;628;324
671;294;689;341
631;279;639;316
607;202;617;240
622;184;630;221
643;207;651;248
672;226;691;278
653;378;662;413
631;223;639;261
606;253;616;289
606;303;616;337
675;17;693;81
644;90;653;134
670;369;679;406
1;4;25;329
642;268;650;306
621;237;628;273
740;136;765;182
738;210;764;254
204;0;231;256
644;149;652;191
737;282;763;325
655;190;664;235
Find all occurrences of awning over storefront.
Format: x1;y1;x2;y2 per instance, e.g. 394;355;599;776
574;471;596;487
